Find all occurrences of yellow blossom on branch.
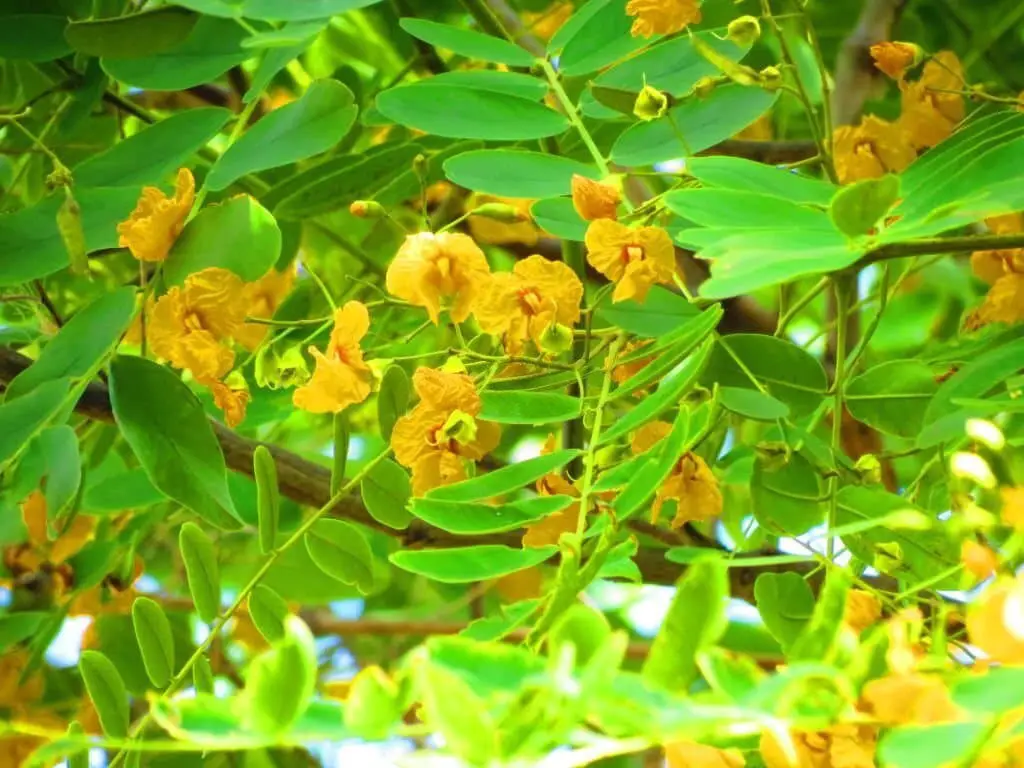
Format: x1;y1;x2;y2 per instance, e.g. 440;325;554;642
585;219;675;303
205;376;251;427
571;174;621;221
391;367;500;495
870;41;922;80
293;301;373;414
116;167;195;262
843;589;881;634
900;51;966;150
148;267;247;381
386;231;491;324
626;0;701;38
474;255;583;354
967;214;1024;329
833;115;916;185
968;576;1024;664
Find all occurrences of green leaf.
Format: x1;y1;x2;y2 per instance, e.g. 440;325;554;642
0;378;69;466
248;585;288;643
642;558;728;693
193;655;215;695
444;150;600;199
84;468;165;513
174;0;382;22
0;187;140;287
829;175;901;238
417;658;498;765
918;337;1024;448
6;287;136;400
0;612;50;651
242;20;327;48
599;339;713;445
102;16;250;91
684;155;835;205
952;667;1024;715
74;108;230;189
207;80;356;191
376;78;569;141
164;195;281;285
360;459;413;530
243;616;318;735
0;15;71;61
37;426;82;524
271;143;423;220
846;360;937;438
701;335;827;417
531;197;588;241
304;519;374;593
109;355;241;530
411;495;573;535
754;572;815;652
179;522;221;624
399;18;534;67
751;450;825;536
788;568;852;662
253;445;280;554
65;6;198;59
427;450;580;502
878;722;988;768
558;0;645;76
479;391;582;424
131;596;175;688
245;29;319;102
719;386;789;421
390;545;557;583
836;486;958;586
666;189;832;230
343;665;404;740
612;85;777;166
596;285;700;337
376;365;410;442
550;604;611;667
79;650;130;738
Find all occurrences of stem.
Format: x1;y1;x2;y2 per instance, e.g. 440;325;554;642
845;263;891;374
863;232;1024;263
107;448;393;768
539;59;610;177
827;275;855;562
775;277;828;336
459;0;511;40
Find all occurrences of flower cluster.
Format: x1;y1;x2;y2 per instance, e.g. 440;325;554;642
966;213;1024;329
625;0;701;38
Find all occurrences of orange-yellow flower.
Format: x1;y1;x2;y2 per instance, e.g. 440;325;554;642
386;232;491;324
204;377;250;427
832;115;916;185
117;167;195;262
967;216;1024;329
967;577;1024;664
760;724;877;768
571;174;620;221
585;219;675;303
523;0;574;41
467;195;539;247
293;301;373;414
234;267;297;350
962;539;999;581
1001;486;1024;528
666;742;745;768
626;0;701;38
391;367;500;495
870;41;921;80
474;255;583;354
843;589;881;634
611;339;655;385
20;490;94;566
631;421;722;528
899;51;965;150
861;673;962;726
148;267;247;381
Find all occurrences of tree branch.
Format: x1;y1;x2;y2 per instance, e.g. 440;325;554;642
862;232;1024;264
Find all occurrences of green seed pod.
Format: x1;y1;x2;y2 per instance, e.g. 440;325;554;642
193;654;215;695
179;522;221;624
253;445;279;554
79;650;129;738
132;596;175;688
470;202;525;223
57;187;88;276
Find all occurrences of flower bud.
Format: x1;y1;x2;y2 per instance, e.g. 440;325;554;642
692;76;717;99
951;451;997;489
854;454;882;485
412;153;429;178
255;345;311;390
470;202;526;223
633;84;669;121
961;539;998;581
349;200;385;219
727;15;761;46
539;322;574;356
57;187;88;276
758;66;784;91
966;418;1005;452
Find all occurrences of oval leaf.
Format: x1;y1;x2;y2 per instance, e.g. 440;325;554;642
390;545;557;583
253;445;280;553
411;495;574;535
132;596;175;688
360;459;413;530
444;149;599;199
304;519;374;593
426;449;580;502
179;522;221;624
479;391;582;424
79;650;130;738
66;6;198;59
846;360;937;438
248;585;288;643
399;18;534;67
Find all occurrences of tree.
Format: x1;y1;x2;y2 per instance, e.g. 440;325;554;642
1;0;1024;765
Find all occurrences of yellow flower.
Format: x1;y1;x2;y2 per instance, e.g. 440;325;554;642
843;589;881;634
861;673;962;725
585;219;675;303
21;490;94;566
386;232;491;324
761;725;876;768
611;340;655;386
524;443;581;548
474;255;583;354
1001;486;1024;528
571;174;621;221
962;539;999;581
968;577;1024;664
293;301;373;414
496;566;545;602
967;216;1024;329
117;167;195;262
205;377;250;428
870;42;921;80
626;0;701;38
467;195;539;246
523;0;574;41
148;267;247;381
899;51;965;150
832;115;917;185
631;421;722;528
391;367;500;495
234;267;297;351
666;742;745;768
